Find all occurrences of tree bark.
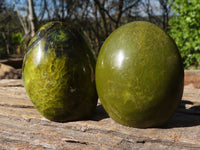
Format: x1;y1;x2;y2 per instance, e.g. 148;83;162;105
1;32;9;55
94;0;109;37
28;0;35;37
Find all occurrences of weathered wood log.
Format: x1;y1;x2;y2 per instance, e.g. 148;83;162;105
0;79;200;149
184;70;200;88
0;63;22;79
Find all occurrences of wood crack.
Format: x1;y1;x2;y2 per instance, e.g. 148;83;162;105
63;139;88;145
0;103;34;109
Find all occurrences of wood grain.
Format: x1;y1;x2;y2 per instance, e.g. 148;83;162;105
0;79;200;149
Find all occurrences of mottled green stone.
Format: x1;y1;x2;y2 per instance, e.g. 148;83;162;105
23;21;98;122
95;21;184;128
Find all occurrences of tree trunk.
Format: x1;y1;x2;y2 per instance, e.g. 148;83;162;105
1;32;9;55
28;0;35;37
94;0;109;37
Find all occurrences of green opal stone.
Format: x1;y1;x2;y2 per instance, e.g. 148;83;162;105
23;21;98;122
95;21;184;128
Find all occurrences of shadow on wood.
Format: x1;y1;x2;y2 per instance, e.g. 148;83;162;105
164;100;200;128
92;104;109;121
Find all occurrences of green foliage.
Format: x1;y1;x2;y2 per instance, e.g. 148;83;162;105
12;32;22;46
168;0;200;68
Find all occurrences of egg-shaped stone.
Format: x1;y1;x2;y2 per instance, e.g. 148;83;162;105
95;21;184;128
23;21;98;122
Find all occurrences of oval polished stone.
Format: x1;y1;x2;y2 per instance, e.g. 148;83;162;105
23;21;98;122
95;21;184;128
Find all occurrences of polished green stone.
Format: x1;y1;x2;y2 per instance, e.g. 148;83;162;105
95;21;184;128
23;21;98;122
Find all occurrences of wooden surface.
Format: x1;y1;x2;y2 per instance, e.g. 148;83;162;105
0;79;200;150
184;70;200;88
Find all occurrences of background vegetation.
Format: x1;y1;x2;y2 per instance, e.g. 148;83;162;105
168;0;200;68
0;0;199;69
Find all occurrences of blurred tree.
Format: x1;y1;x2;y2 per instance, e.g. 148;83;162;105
0;0;7;57
159;0;171;30
42;0;141;55
14;0;38;50
141;0;171;30
11;32;22;54
0;0;23;57
76;0;141;55
0;0;174;58
28;0;37;37
0;0;5;12
168;0;200;68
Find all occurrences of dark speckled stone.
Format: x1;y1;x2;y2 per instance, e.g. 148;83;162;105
23;22;98;122
95;21;184;128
